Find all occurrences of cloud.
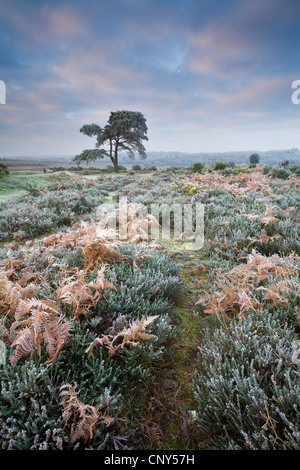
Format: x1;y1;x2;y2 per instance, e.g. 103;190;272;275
1;1;87;47
0;0;299;155
46;5;87;37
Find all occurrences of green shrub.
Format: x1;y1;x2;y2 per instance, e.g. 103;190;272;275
11;178;46;196
104;165;127;172
189;162;206;174
213;161;228;171
0;163;9;177
68;166;84;172
271;167;291;179
49;167;66;172
132;164;142;171
263;165;272;174
289;164;300;176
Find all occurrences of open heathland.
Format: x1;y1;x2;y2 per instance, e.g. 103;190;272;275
0;162;299;449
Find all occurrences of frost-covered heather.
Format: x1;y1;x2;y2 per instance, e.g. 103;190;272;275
194;309;300;450
0;181;105;241
189;165;300;450
0;163;299;450
116;167;299;261
0;235;182;449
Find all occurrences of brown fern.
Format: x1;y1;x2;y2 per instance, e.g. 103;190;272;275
57;267;115;319
40;221;125;270
60;383;114;443
196;250;299;324
0;271;37;318
86;315;158;358
9;299;71;366
260;205;278;226
56;270;97;318
141;420;163;449
82;239;125;270
248;234;283;246
88;264;116;292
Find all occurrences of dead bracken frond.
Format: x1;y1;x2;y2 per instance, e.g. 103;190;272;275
57;266;115;319
9;299;71;366
125;209;160;244
85;315;158;358
60;383;114;443
88;264;117;291
257;279;299;307
248;234;283;246
196;250;299;325
79;221;126;269
141;420;163;449
56;270;97;319
197;281;261;322
99;201;160;244
82;239;124;270
40;220;126;271
0;250;26;274
41;231;78;248
0;271;37;318
191;171;273;196
260;205;278;226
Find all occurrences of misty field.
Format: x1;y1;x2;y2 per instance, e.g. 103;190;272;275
0;162;299;450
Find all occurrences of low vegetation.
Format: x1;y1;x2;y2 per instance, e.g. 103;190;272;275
0;161;299;449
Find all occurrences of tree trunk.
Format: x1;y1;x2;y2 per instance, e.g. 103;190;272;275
113;140;119;172
113;158;118;172
108;138;118;172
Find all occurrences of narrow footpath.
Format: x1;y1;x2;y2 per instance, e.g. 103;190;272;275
143;247;209;450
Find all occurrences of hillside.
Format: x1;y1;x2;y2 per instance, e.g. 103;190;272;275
1;148;299;170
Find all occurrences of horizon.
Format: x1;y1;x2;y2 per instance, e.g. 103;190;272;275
0;0;300;157
2;146;300;159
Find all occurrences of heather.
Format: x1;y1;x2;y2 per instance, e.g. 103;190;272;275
0;162;299;449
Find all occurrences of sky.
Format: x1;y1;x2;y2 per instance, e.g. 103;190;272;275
0;0;300;158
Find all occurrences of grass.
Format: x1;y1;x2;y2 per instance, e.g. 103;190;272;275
0;170;153;203
145;246;210;450
0;171;54;202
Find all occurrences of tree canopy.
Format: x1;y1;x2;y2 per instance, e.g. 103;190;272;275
73;110;148;171
249;153;260;165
